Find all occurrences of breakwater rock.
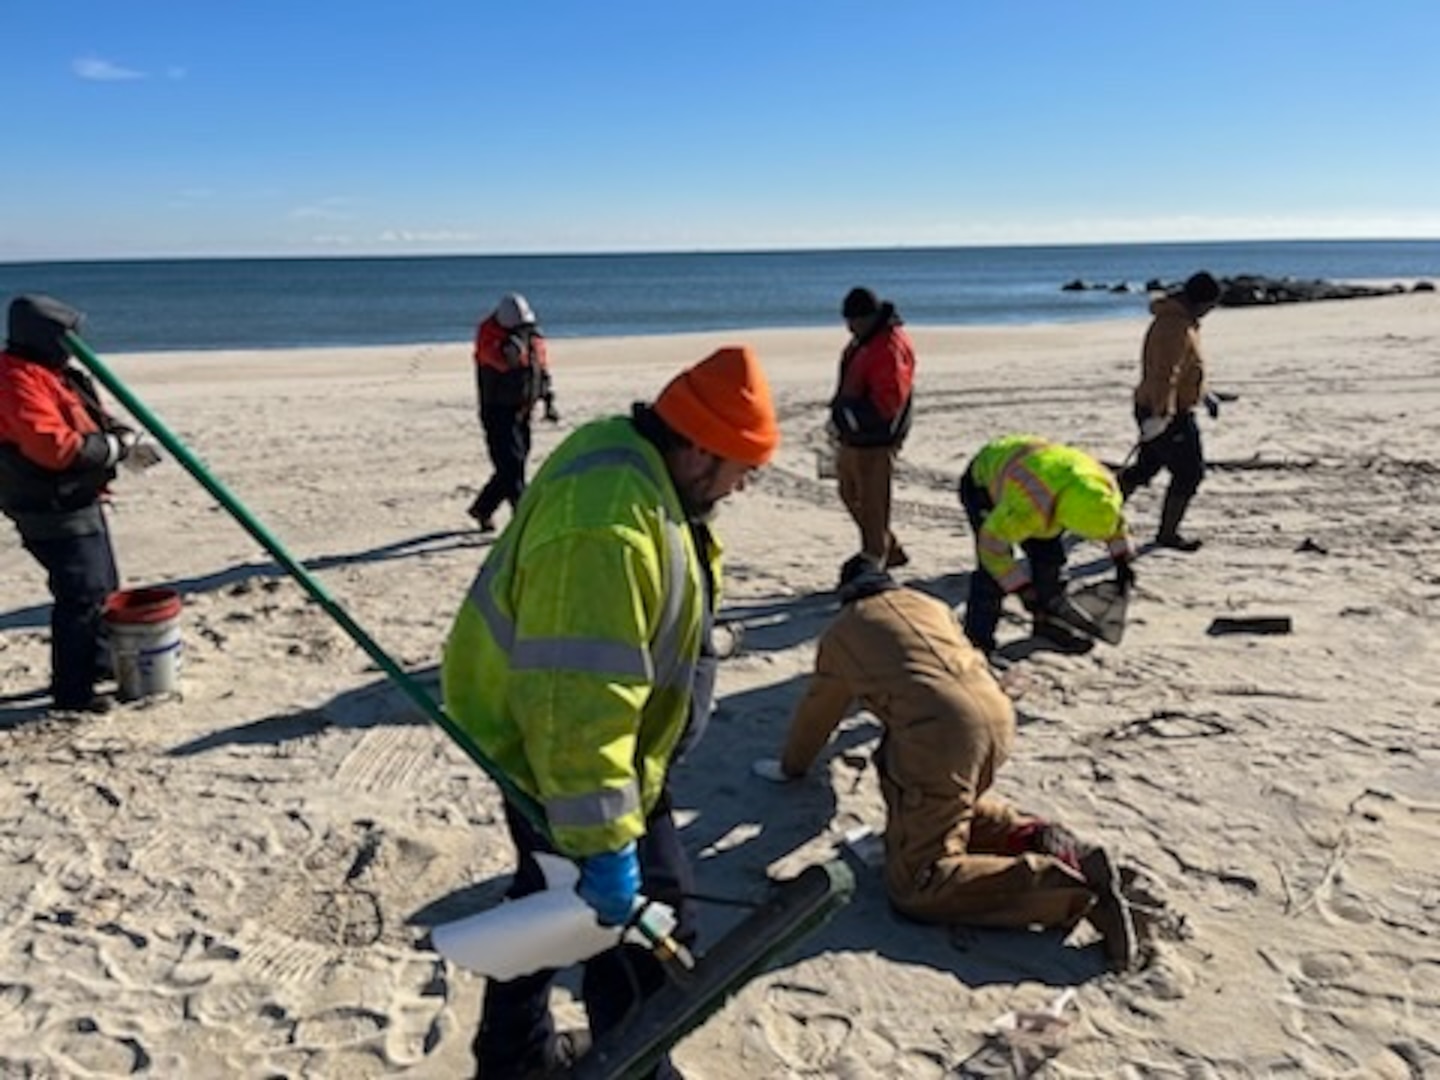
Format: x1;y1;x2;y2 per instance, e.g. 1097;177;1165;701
1061;275;1435;306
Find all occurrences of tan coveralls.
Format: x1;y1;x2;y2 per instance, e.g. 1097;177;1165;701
781;586;1093;929
835;444;901;564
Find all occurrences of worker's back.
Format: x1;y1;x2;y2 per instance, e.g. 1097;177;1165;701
818;587;1014;778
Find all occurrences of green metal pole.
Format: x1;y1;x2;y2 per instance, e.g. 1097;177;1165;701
65;330;546;830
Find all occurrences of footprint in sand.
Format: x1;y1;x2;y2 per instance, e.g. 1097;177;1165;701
292;1004;389;1048
42;1016;152;1076
1298;950;1359;981
334;724;446;796
750;986;855;1072
0;982;37;1042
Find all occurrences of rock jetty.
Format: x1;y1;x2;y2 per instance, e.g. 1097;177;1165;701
1061;274;1434;306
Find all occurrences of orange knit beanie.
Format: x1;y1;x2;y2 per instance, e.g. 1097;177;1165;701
654;345;779;467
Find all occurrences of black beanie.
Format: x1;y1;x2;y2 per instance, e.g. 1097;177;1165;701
7;294;83;366
837;553;897;603
1182;272;1221;307
841;287;880;319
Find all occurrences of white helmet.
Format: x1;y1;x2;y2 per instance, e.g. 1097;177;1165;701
495;293;536;330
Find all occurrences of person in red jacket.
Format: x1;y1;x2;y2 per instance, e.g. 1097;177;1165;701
0;295;140;713
466;292;558;532
829;287;916;574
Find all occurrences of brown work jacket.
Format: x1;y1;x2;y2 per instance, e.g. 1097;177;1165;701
1134;294;1206;416
780;587;1014;786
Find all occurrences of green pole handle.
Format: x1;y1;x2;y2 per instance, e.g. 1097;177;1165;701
65;330;546;832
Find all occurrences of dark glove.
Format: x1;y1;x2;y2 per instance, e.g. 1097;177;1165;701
1114;557;1136;595
576;842;640;927
1203;392;1220;420
543;397;560;424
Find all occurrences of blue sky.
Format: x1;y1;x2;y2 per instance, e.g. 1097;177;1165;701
5;1;1438;260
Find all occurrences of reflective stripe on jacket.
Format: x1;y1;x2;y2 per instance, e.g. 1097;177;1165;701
440;416;718;856
967;434;1133;592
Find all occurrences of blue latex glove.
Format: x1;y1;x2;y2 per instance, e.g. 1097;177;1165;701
576;842;641;927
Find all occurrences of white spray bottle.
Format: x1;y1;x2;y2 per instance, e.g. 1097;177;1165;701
430;853;687;980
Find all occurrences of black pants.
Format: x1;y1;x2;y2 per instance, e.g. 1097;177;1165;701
959;470;1064;654
472;407;533;523
474;793;696;1079
1122;407;1204;501
21;519;119;708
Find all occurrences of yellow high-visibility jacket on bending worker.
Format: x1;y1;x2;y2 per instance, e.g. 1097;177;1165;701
969;434;1134;593
441;416;720;857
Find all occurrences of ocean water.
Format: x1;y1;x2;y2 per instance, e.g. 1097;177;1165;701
1;240;1436;354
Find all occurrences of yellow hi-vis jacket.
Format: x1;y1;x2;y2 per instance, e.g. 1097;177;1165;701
969;434;1134;593
441;416;719;857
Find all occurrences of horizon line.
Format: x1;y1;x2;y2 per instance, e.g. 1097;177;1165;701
5;235;1440;268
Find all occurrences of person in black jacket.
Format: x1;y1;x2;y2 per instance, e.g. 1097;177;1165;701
0;296;140;713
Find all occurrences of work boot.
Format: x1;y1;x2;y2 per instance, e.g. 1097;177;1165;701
50;692;116;717
1032;822;1096;873
1155;532;1202;552
543;1029;592;1072
1080;847;1138;973
466;499;496;533
1155;488;1201;552
515;1029;593;1079
1032;615;1094;655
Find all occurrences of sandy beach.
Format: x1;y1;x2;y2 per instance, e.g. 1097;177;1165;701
2;293;1438;1077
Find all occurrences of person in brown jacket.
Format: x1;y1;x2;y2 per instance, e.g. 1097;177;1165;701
1118;271;1222;551
752;556;1136;970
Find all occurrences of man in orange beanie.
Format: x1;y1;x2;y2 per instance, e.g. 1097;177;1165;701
443;345;777;1079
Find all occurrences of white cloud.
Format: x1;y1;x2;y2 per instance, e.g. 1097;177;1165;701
72;56;146;81
377;229;482;244
289;197;363;222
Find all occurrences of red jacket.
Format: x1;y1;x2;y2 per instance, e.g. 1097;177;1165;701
0;350;120;523
0;350;103;470
830;307;916;447
472;316;552;414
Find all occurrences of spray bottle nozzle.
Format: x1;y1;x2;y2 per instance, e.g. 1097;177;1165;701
627;899;695;971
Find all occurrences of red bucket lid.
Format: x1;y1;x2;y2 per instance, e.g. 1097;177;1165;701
103;587;182;625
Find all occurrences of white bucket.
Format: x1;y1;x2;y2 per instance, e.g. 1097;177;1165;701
103;587;183;701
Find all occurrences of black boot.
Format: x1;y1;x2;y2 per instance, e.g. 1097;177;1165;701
1155;487;1201;552
1032;614;1094;654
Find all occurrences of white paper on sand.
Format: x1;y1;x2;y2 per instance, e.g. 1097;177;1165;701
430;853;676;980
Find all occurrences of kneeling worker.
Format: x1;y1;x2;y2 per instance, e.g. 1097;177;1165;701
960;433;1135;656
753;556;1137;970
